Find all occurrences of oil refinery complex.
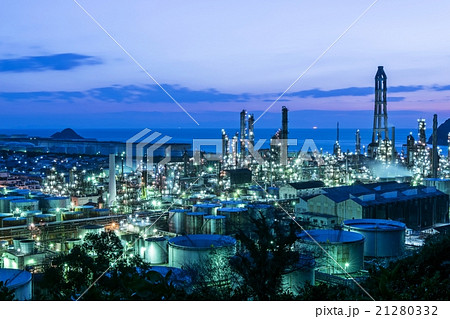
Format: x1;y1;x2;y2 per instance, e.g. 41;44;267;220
1;66;450;300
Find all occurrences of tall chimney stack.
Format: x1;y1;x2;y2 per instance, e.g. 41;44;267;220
109;154;116;207
432;114;438;178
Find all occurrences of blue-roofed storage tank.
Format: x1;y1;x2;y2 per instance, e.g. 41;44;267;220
168;234;236;269
0;197;24;213
217;207;248;234
203;215;226;235
10;199;39;214
40;197;70;212
0;269;32;300
33;213;56;224
296;229;365;274
343;219;406;257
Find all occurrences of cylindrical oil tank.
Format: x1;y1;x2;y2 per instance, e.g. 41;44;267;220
0;196;24;213
281;255;316;296
168;209;188;234
186;212;205;234
40;197;70;212
203;215;226;235
13;237;28;250
296;229;365;274
193;203;220;215
63;211;84;221
0;213;13;227
65;238;82;251
217;207;248;234
48;208;69;222
343;219;406;258
131;219;156;236
75;205;95;216
21;210;41;224
145;236;168;264
0;269;32;300
2;217;27;227
19;239;35;255
168;234;236;268
220;200;247;208
10;199;39;213
247;204;274;220
79;224;104;239
33;213;57;224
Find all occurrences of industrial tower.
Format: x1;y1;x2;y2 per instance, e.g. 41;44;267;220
369;66;389;159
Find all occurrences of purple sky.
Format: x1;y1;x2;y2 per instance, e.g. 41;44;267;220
1;0;450;129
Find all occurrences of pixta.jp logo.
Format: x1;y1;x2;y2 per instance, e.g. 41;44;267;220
126;129;172;170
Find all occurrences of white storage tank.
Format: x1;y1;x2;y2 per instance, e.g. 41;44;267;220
168;234;236;269
79;224;104;239
168;209;188;234
217;207;248;234
203;215;226;235
10;199;39;213
0;269;32;300
296;229;365;274
343;219;406;258
186;212;205;234
12;237;28;250
144;236;168;264
19;239;35;255
193;203;220;215
281;255;316;296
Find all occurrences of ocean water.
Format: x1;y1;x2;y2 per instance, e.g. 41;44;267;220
2;127;443;154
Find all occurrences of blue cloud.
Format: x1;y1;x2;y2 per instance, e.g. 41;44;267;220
0;83;444;104
0;53;101;72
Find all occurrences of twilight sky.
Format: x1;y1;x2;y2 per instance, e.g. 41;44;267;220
1;0;450;129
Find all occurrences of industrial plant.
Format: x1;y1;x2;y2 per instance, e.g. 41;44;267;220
1;66;449;300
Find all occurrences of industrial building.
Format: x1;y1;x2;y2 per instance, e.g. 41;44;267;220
307;182;449;229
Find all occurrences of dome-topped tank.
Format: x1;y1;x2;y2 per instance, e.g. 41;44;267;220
296;229;365;274
168;234;236;268
343;219;406;257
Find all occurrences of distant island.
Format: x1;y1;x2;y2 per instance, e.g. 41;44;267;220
51;128;84;140
428;118;450;145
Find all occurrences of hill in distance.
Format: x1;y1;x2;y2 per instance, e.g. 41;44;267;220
428;118;450;145
51;128;84;140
